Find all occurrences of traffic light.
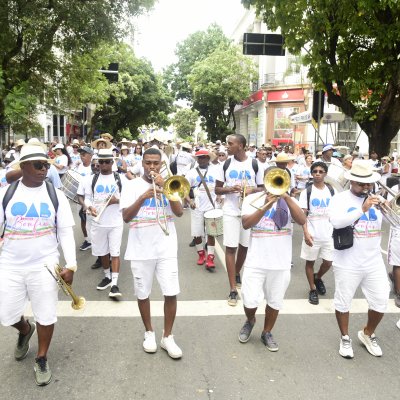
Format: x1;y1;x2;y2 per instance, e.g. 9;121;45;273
312;90;325;122
243;33;285;56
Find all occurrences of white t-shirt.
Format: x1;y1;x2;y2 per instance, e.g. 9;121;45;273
75;164;92;178
83;173;122;227
70;153;81;169
299;185;335;241
119;177;178;260
216;156;264;217
318;156;343;181
0;182;74;266
328;190;383;268
175;151;194;176
241;192;296;270
185;164;218;212
55;154;69;175
295;164;311;190
0;169;8;188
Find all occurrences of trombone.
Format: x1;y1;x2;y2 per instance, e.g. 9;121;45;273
250;167;291;212
371;182;400;227
45;264;86;310
151;161;190;235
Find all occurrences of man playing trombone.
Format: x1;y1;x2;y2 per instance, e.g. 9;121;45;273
0;143;77;386
120;148;184;359
84;149;123;298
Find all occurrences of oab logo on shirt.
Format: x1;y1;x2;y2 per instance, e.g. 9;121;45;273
11;202;52;218
348;207;378;221
229;170;251;180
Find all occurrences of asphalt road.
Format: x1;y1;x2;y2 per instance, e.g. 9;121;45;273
0;204;399;400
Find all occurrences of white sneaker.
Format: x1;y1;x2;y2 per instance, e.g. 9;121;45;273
160;334;183;359
339;335;354;359
397;320;400;330
143;331;157;353
358;330;382;357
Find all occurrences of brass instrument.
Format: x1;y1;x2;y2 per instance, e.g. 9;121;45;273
45;265;86;310
250;167;291;212
151;162;190;235
373;182;400;226
238;170;248;210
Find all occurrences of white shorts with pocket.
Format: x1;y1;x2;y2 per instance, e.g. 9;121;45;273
191;208;206;238
223;214;250;248
388;227;400;266
130;258;180;299
241;267;291;310
300;239;333;262
91;224;123;257
333;263;390;313
0;263;59;326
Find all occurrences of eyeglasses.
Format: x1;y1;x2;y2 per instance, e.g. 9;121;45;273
218;154;226;157
98;160;112;165
311;169;326;174
31;161;50;170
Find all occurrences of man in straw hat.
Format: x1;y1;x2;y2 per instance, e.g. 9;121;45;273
0;143;77;385
185;149;219;270
328;159;390;359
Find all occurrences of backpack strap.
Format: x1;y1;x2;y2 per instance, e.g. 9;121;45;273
91;172;100;194
113;172;122;193
222;158;232;181
307;183;335;211
251;158;259;175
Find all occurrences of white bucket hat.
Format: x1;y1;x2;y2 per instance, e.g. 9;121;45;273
97;149;114;159
13;144;52;169
344;159;381;183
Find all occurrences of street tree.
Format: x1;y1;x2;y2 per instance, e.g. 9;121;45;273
0;0;155;137
188;45;257;141
243;0;400;156
91;44;174;139
171;108;199;139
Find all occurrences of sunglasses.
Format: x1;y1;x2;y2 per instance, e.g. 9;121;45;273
31;161;50;170
355;182;372;186
311;169;326;174
98;160;112;165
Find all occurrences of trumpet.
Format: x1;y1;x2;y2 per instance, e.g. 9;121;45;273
45;264;86;310
250;167;291;212
238;170;248;210
151;162;190;235
370;182;400;227
93;185;118;223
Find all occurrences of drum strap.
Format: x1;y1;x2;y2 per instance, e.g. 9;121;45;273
196;167;215;208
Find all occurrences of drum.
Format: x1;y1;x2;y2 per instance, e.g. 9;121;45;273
204;208;223;237
61;170;82;203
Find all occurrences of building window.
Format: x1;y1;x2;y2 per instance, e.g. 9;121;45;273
337;118;358;146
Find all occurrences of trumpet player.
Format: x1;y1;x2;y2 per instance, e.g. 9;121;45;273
84;149;123;298
0;144;77;386
120;148;184;359
328;160;390;359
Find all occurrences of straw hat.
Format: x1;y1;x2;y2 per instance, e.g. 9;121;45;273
181;142;192;150
15;139;26;148
194;149;216;162
118;138;132;147
12;144;53;169
120;145;129;152
343;159;381;183
100;133;113;141
91;138;112;149
27;138;47;151
275;152;295;163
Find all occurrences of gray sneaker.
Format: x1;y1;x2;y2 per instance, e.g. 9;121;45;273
238;320;255;343
14;320;36;361
261;331;279;352
34;357;52;386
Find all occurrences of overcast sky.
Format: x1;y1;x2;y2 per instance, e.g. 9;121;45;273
133;0;246;72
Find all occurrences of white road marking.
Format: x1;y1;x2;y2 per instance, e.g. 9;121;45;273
215;240;226;271
23;299;400;318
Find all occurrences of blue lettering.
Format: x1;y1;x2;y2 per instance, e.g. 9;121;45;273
229;170;239;179
40;203;52;218
11;202;27;216
96;184;105;194
26;204;39;218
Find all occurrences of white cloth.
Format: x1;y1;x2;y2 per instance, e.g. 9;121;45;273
175;151;193;176
388;227;400;266
0;169;8;188
120;177;178;260
70;153;81;169
328;190;383;268
55;154;69;175
75;164;92;178
300;239;333;262
241;192;297;270
91;225;123;257
295;164;311;190
299;185;335;241
83;173;123;228
0;182;75;267
216;156;264;217
222;214;250;248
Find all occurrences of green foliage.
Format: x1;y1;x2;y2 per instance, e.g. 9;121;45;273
92;44;174;138
243;0;400;155
188;45;257;141
171;108;199;137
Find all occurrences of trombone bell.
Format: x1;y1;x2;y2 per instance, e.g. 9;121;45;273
264;167;291;196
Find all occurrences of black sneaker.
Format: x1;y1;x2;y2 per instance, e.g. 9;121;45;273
79;240;92;251
228;290;239;306
91;257;102;269
235;274;242;288
314;274;326;295
109;285;122;298
308;289;319;305
189;238;196;247
97;277;112;290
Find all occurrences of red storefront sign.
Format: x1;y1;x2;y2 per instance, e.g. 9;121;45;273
267;89;304;103
242;90;264;107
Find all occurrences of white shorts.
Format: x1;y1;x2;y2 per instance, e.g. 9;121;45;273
91;225;123;257
0;264;59;326
86;215;93;242
300;239;333;262
241;267;291;310
130;258;180;299
388;227;400;266
190;208;206;238
223;214;250;248
333;264;390;313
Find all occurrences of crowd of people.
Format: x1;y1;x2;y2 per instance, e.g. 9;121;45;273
0;133;399;386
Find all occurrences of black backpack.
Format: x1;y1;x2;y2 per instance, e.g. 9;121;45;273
306;183;334;212
91;172;122;194
222;157;259;181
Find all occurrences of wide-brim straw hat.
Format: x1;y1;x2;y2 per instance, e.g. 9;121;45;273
100;133;113;141
91;138;112;149
118;138;132;147
194;149;216;162
275;152;295;163
180;142;192;150
343;159;381;183
12;144;53;169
